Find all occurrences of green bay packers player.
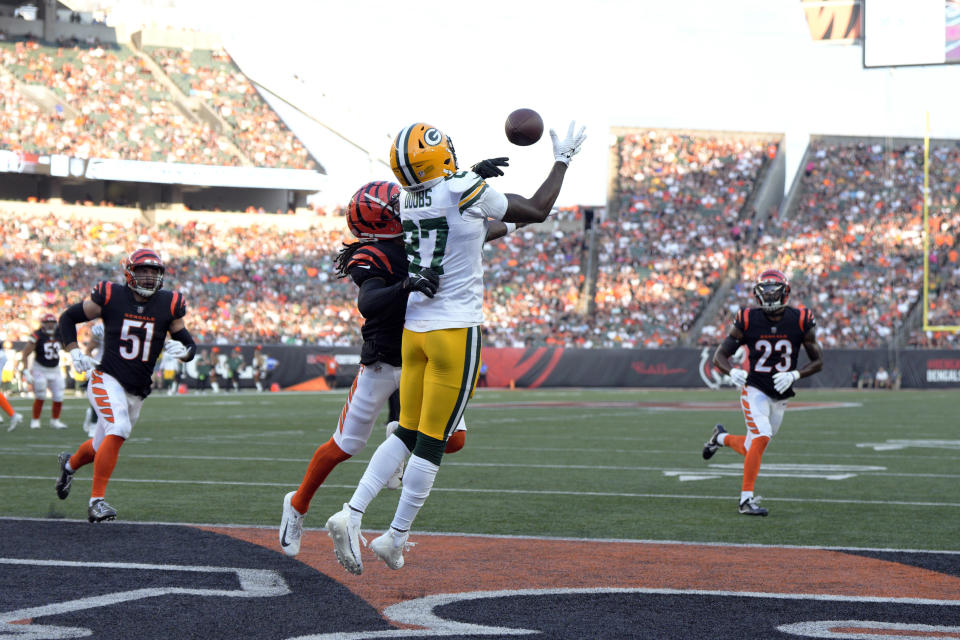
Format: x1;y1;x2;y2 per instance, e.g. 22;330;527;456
326;120;586;574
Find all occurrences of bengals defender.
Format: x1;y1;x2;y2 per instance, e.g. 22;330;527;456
280;179;480;558
19;313;68;429
55;249;197;523
326;120;586;574
702;269;824;516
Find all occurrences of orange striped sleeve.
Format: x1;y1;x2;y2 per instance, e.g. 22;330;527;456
104;282;112;306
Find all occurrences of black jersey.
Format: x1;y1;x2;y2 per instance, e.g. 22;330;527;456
733;305;816;401
30;329;61;368
347;241;408;367
90;281;187;398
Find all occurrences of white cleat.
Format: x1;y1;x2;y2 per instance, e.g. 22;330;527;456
384;421;404;490
50;419;68;430
30;419;41;430
325;503;365;575
370;528;413;570
6;413;23;432
279;491;304;557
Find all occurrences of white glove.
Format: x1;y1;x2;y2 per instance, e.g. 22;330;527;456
773;370;801;394
21;368;33;384
727;368;748;388
163;339;190;359
550;121;587;165
91;323;105;340
70;348;96;374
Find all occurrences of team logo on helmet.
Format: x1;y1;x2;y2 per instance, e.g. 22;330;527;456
124;248;165;298
389;123;458;190
753;269;790;313
347;181;402;239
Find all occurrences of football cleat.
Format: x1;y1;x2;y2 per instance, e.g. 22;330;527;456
279;491;304;557
384;421;404;490
6;412;23;432
738;496;768;517
370;528;414;571
30;419;41;430
50;418;68;430
325;503;366;575
88;499;117;523
55;451;73;499
702;424;727;460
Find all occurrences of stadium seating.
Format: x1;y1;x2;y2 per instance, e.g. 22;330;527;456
699;138;960;349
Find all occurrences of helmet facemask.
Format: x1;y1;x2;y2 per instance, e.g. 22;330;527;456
753;281;788;312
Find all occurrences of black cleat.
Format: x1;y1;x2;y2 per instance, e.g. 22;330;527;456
55;452;73;500
88;499;117;523
738;496;768;516
702;424;727;460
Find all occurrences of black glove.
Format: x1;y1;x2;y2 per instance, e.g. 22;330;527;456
471;157;509;179
403;267;440;298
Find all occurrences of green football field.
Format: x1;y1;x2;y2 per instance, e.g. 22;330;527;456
0;387;956;550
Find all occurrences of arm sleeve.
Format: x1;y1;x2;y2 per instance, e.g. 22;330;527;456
169;327;196;362
355;276;406;319
58;303;90;347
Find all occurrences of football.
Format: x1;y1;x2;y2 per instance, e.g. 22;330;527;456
504;108;544;146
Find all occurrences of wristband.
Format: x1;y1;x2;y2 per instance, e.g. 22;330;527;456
504;222;517;234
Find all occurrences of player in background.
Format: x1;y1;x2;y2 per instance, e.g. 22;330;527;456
702;269;824;516
227;346;245;392
19;313;68;429
325;121;585;574
280;173;501;558
0;346;24;432
80;323;105;436
252;346;269;392
55;249;197;522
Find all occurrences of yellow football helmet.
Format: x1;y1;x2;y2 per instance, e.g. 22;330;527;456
389;123;458;190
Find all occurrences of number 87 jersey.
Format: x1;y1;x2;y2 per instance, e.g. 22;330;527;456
400;170;508;331
735;305;816;400
90;280;187;397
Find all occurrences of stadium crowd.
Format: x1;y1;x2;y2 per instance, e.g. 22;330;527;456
0;40;240;165
601;130;779;346
700;139;960;349
146;47;317;170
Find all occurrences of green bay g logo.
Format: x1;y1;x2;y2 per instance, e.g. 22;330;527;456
423;128;442;146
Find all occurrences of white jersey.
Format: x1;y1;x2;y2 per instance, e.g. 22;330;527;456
401;170;508;332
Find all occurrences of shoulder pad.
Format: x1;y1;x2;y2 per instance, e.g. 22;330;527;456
90;280;115;306
168;291;188;319
444;170;484;195
348;244;395;276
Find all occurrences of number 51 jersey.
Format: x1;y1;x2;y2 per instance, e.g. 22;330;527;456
400;170;508;330
90;281;186;398
735;305;816;401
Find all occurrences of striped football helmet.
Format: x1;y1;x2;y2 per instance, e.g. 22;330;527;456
753;269;790;312
347;181;402;239
389;123;457;190
41;313;57;335
124;248;164;298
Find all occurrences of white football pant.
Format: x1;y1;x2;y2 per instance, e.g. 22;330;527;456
334;362;465;456
87;369;144;448
739;385;787;451
30;363;65;402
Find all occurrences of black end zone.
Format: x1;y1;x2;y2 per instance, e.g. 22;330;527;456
0;519;387;639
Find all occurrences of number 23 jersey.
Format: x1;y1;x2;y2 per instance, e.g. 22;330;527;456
90;281;186;397
400;170;508;331
734;305;816;400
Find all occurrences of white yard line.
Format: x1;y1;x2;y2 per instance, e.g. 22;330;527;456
2;474;960;508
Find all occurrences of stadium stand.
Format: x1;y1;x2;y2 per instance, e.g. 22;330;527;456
698;137;960;349
603;129;782;346
144;46;317;170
